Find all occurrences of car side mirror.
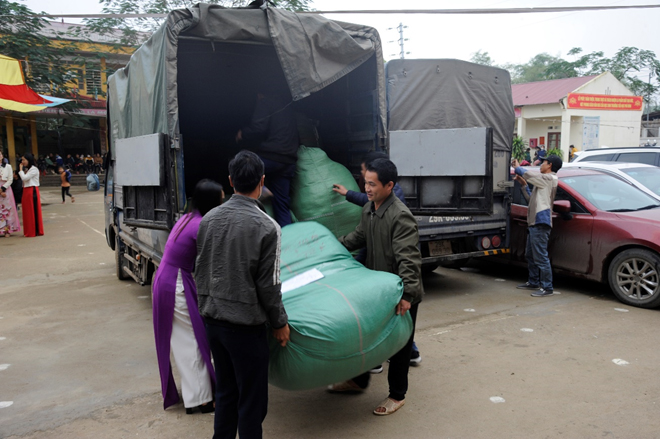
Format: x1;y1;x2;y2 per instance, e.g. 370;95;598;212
553;200;572;220
553;200;571;213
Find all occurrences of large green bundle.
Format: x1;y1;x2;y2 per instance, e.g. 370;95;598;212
268;222;413;391
290;145;363;238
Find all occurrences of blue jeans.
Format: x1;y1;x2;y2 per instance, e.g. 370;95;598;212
525;224;553;291
260;157;296;228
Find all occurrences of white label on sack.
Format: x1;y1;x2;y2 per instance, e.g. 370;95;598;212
281;268;324;294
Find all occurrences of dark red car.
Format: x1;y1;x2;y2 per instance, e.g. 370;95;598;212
509;167;660;308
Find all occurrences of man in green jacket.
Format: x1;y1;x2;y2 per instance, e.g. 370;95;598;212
329;158;423;416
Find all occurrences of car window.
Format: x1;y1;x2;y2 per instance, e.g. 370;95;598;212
580;153;616;162
621;167;660;197
615;152;657;165
554;187;589;214
560;174;660;212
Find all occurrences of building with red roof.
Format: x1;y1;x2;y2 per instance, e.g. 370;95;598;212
512;72;643;160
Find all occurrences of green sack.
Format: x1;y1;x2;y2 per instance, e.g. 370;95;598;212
290;145;363;238
268;221;413;391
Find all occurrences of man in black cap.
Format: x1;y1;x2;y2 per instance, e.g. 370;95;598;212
512;155;563;297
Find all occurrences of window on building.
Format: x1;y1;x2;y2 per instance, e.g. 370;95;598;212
73;68;83;93
85;69;102;97
548;133;561;150
63;66;83;93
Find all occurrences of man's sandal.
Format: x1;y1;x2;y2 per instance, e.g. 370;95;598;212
327;380;364;393
373;398;405;416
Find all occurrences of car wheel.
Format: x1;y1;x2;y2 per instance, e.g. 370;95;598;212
116;234;129;281
608;249;660;308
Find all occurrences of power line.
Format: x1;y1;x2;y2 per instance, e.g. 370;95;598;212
1;4;659;19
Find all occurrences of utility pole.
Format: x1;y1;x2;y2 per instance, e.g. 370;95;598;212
387;22;410;59
647;70;652;124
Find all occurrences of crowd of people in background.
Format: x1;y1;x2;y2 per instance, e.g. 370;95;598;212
35;152;106;176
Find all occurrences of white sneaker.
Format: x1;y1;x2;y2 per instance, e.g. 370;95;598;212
410;351;422;366
369;365;383;374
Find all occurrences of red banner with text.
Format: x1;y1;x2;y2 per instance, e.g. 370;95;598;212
567;93;643;111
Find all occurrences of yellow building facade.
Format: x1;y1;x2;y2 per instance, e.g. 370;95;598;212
1;22;137;167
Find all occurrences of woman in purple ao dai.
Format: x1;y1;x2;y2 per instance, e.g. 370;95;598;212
152;179;224;414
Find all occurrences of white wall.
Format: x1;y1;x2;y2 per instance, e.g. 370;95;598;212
569;115;583;151
522;118;561;148
518;104;561;151
520;103;561;120
579;72;635;96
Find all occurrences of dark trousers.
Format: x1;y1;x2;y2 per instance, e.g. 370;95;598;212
61;187;72;202
205;321;269;439
260;157;296;228
352;302;419;401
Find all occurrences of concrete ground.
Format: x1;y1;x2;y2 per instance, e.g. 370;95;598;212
1;188;659;439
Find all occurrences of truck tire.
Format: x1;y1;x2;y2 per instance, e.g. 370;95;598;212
115;234;129;281
608;249;660;309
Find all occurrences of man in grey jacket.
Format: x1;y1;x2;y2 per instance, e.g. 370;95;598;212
329;158;423;416
196;150;290;439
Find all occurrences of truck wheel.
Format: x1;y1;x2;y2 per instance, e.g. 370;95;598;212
608;249;660;309
115;235;129;281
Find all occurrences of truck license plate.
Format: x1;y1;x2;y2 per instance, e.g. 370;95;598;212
428;240;452;257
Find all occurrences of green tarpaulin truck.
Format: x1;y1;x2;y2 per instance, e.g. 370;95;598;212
104;3;514;284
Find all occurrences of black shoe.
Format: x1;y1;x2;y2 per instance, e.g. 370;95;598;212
531;288;553;297
517;282;540;290
186;402;214;414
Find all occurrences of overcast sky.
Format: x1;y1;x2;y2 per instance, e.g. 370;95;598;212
20;0;660;71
